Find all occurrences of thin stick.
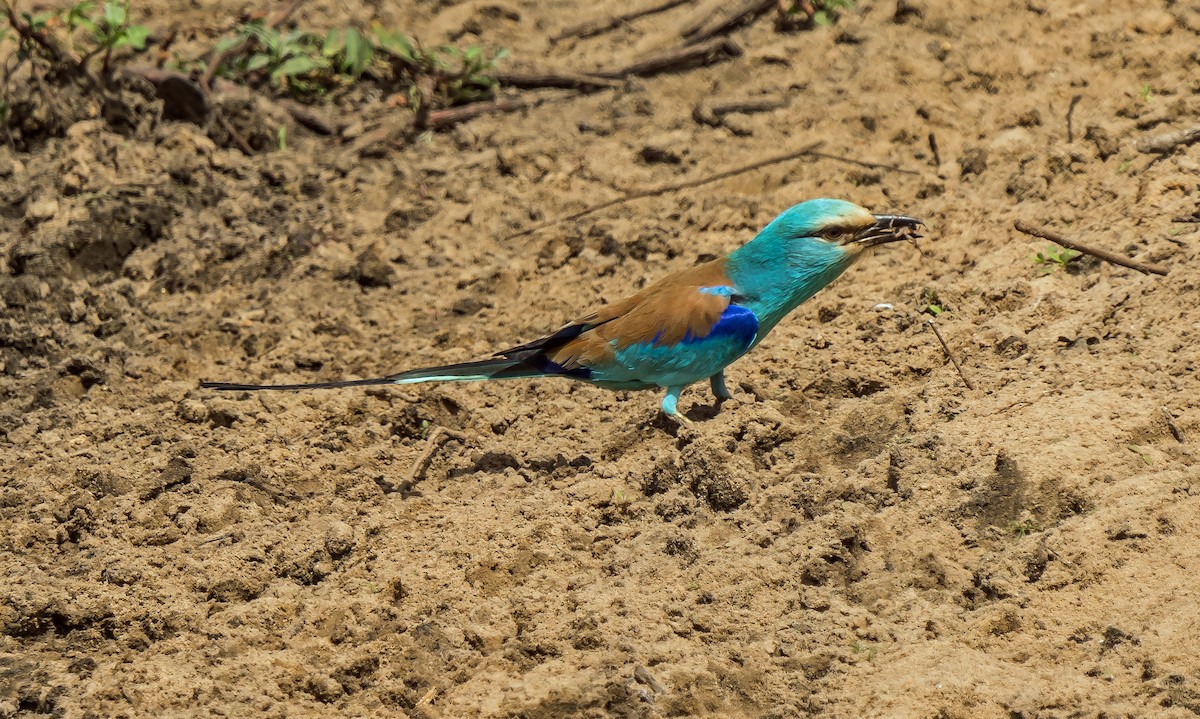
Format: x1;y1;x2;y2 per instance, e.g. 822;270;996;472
681;0;774;44
502;140;824;241
215;111;256;155
2;1;80;65
406;427;467;484
1136;126;1200;154
493;70;619;90
693;95;787;126
425;96;535;129
807;149;920;176
928;132;941;167
926;319;974;390
551;0;691;42
595;36;742;79
1014;220;1169;276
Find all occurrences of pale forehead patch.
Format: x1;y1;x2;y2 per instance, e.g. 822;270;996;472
808;206;874;233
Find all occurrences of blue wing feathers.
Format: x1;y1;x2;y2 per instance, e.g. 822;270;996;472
681;304;758;347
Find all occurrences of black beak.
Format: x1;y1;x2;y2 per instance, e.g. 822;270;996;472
855;214;925;247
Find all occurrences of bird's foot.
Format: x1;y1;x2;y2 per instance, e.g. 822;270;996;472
665;409;694;426
709;372;733;402
660;386;692;425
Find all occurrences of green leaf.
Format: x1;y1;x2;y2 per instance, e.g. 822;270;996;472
245;53;271;71
25;10;55;30
322;28;347;57
66;2;98;32
373;25;414;61
102;1;126;29
343;28;372;75
213;34;244;54
272;54;319;81
122;24;150;50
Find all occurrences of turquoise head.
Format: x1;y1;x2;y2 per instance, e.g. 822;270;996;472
727;199;923;337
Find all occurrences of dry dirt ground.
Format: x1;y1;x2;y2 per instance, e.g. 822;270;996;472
2;0;1200;717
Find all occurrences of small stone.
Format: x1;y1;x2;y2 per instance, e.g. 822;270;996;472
324;521;355;558
176;399;209;424
352;243;397;288
26;197;59;223
1133;10;1175;35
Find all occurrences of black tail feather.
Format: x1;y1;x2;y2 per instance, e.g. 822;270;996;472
200;357;557;392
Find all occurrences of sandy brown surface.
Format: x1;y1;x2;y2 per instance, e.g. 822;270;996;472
3;0;1200;717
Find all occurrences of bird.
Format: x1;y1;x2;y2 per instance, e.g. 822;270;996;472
201;199;923;423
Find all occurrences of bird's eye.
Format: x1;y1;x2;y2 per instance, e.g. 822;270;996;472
820;228;847;242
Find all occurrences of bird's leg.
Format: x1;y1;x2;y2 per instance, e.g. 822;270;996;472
709;371;733;402
660;386;692;425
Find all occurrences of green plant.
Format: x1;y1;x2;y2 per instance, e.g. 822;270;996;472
3;0;148;73
1126;444;1150;465
782;0;855;26
1030;245;1081;274
210;22;380;95
1009;519;1038;538
814;0;854;26
851;641;877;660
919;288;945;316
1139;83;1152;102
375;26;507;109
322;26;373;77
75;1;149;72
208;20;506;105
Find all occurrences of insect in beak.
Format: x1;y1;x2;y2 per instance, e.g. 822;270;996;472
855;214;925;247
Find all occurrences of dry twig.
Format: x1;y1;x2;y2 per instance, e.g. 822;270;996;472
2;1;81;65
1135;126;1200;154
1014;220;1169;276
493;70;619;91
808;149;920;175
693;95;787;126
926;319;974;391
681;0;774;44
595;36;742;79
425;96;534;129
407;427;467;485
551;0;691;42
503;141;825;241
502;142;925;241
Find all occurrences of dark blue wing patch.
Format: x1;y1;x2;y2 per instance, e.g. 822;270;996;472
681;304;758;346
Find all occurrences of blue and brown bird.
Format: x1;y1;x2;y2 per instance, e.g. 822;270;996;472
202;199;923;423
